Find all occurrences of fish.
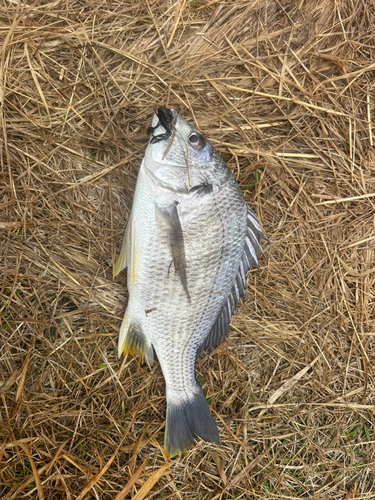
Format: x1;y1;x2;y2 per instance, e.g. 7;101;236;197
113;106;268;457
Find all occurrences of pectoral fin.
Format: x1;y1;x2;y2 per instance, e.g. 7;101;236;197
155;201;190;300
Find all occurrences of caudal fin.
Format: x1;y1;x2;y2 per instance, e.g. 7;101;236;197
165;385;220;457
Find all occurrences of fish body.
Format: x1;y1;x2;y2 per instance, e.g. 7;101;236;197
114;107;267;456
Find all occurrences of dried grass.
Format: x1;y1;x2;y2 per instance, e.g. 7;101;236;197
1;0;375;498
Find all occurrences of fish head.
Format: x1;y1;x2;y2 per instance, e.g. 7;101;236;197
145;106;216;190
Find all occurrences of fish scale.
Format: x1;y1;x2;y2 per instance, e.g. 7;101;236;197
114;106;268;456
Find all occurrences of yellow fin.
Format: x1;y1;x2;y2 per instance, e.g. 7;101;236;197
118;313;154;366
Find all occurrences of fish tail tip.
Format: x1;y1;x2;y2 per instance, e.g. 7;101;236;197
164;387;220;457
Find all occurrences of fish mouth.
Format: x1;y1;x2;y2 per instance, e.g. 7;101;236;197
147;106;177;144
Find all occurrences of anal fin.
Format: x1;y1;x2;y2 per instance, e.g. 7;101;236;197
118;314;154;366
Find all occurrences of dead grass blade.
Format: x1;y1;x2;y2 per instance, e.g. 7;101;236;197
316;192;375;204
75;411;138;500
225;454;265;491
131;462;170;500
258;355;321;418
0;221;24;229
16;443;45;500
167;0;188;49
114;456;148;500
15;337;34;403
0;369;21;394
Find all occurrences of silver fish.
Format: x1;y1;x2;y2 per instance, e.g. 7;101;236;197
114;106;267;457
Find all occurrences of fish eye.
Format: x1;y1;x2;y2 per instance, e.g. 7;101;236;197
188;132;205;149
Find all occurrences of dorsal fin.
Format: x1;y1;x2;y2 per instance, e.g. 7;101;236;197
197;206;268;357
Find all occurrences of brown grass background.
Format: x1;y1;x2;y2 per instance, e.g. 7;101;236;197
1;0;375;498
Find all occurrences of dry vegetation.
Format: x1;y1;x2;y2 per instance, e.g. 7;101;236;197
1;0;375;498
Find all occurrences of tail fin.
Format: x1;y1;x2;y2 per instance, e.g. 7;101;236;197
164;385;220;457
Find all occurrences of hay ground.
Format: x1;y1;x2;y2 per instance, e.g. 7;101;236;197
1;0;375;498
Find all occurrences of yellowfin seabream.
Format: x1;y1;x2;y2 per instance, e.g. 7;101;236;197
114;107;267;457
